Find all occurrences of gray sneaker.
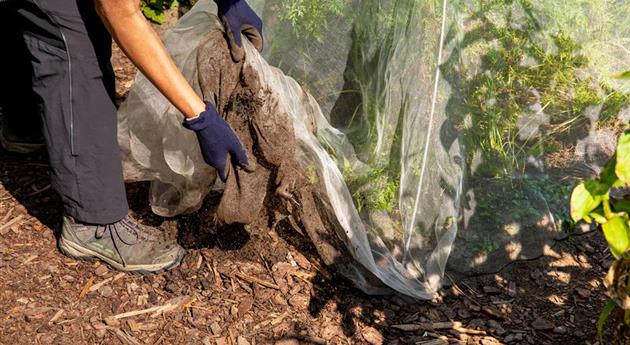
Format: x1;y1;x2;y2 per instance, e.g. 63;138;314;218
0;126;45;154
58;215;186;274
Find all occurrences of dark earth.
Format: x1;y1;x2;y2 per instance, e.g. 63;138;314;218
0;15;617;345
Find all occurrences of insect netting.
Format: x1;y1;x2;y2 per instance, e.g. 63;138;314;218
118;0;630;299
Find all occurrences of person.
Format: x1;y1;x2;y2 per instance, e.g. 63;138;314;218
0;0;263;274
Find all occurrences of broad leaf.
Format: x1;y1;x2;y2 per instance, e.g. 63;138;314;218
598;299;616;343
613;199;630;214
570;181;603;222
602;215;630;258
617;131;630;184
599;156;618;187
142;6;166;23
585;178;612;196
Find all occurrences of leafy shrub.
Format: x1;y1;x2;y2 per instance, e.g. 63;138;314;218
571;70;630;342
278;0;347;41
442;6;630;178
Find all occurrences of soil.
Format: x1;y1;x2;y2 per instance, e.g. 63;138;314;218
195;29;373;289
0;20;623;345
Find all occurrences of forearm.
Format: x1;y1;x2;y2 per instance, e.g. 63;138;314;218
94;0;205;118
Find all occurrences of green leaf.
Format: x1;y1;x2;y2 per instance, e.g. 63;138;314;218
570;181;603;222
613;199;630;214
617;131;630;184
598;299;616;343
142;5;166;23
602;215;630;258
590;211;608;224
584;178;612;196
613;70;630;79
599;156;618;187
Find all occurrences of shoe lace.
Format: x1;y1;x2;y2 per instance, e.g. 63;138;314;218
94;217;155;268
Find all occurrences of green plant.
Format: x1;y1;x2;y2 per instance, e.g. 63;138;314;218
306;164;319;185
141;0;182;24
442;1;630;178
278;0;348;41
473;240;499;255
343;162;399;213
570;126;630;341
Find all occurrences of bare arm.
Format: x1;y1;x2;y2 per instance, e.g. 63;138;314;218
94;0;205;119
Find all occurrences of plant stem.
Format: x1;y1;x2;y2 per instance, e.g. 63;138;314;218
603;195;614;219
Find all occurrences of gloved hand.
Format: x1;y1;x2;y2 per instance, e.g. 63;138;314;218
183;101;249;181
215;0;263;62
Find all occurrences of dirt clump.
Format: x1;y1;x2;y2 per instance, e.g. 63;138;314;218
195;29;377;285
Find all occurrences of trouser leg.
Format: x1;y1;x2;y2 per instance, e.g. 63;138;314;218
16;0;129;224
0;1;42;136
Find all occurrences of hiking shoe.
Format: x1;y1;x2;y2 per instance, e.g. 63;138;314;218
58;215;186;274
0;126;45;154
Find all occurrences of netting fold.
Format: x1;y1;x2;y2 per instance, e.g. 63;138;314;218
119;0;630;298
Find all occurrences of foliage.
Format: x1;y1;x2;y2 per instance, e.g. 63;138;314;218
473;175;574;231
570;128;630;339
141;0;190;24
278;0;348;41
472;240;499;255
442;0;630;178
341;161;399;213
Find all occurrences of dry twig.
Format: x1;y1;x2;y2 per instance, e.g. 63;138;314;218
110;296;195;320
89;277;113;292
392;322;487;336
78;277;95;300
235;272;280;290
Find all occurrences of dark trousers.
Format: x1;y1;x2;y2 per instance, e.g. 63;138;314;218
1;0;129;224
0;3;41;137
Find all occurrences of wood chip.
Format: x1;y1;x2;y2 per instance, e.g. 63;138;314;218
453;326;487;335
89;277;113;293
237;337;251;345
5;306;24;320
23;255;38;265
416;340;448;345
138;322;159;331
195;253;203;270
391;321;482;335
235;272;280;290
109;327;142;345
110;295;195;320
391;324;426;331
79;277;95;300
127;319;141;332
104;316;121;327
482;306;506;319
271;312;289;325
0;214;23;235
212;260;222;287
210;322;222;336
238;297;254;317
48;309;65;325
94;264;109;277
0;208;14;225
113;272;126;282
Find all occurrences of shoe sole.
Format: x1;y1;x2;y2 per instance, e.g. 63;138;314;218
58;235;186;275
0;130;45;154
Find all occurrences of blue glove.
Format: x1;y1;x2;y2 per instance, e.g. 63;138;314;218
215;0;264;62
183;101;249;181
